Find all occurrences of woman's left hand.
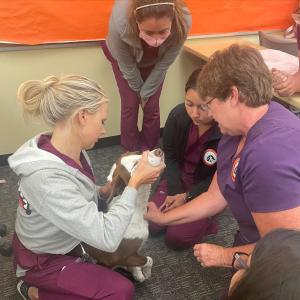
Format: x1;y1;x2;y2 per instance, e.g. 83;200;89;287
140;98;148;110
160;193;186;212
193;243;229;268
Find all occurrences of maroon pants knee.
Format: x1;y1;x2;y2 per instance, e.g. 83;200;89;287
165;219;218;250
24;255;135;300
148;180;168;234
102;42;162;151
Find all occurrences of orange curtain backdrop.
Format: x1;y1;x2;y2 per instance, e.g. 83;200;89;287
0;0;298;45
0;0;114;44
189;0;298;34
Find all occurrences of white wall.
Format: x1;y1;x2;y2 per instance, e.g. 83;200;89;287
0;45;200;155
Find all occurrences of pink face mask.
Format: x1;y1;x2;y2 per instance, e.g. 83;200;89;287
139;29;171;47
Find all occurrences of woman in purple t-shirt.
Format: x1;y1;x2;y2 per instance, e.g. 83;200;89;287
145;44;300;288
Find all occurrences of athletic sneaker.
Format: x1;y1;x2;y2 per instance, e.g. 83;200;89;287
17;280;30;300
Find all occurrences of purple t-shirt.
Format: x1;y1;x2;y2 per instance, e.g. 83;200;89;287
38;134;95;183
217;102;300;245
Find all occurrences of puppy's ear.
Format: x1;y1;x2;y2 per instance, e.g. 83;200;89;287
108;176;126;202
107;157;131;201
118;163;131;186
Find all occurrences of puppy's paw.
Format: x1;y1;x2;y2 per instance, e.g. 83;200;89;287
128;266;145;282
142;256;153;280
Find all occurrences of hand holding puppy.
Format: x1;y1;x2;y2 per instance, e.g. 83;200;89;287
128;151;165;189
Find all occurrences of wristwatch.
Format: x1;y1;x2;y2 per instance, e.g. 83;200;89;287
231;251;249;269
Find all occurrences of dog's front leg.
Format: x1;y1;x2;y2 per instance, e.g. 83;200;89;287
127;256;153;282
141;256;153;280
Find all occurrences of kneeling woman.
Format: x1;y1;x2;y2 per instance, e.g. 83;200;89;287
9;75;164;300
148;67;221;249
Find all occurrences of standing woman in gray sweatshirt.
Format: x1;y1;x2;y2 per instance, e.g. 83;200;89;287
9;75;164;300
103;0;191;151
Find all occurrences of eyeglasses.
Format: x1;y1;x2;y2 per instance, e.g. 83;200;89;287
185;97;216;112
199;97;216;112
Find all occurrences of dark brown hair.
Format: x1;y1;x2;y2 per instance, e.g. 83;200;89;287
185;65;205;92
229;229;300;300
128;0;190;43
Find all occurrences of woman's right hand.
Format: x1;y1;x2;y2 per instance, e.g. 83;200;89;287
272;68;300;96
128;151;165;189
193;243;229;268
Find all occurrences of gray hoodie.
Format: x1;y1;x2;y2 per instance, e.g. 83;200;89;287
8;134;138;255
106;0;192;100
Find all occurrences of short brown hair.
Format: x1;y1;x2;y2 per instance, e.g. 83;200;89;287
128;0;190;43
197;44;273;107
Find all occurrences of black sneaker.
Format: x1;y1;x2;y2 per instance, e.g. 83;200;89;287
17;280;30;300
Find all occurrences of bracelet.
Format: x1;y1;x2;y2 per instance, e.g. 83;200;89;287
185;192;193;202
231;251;249;269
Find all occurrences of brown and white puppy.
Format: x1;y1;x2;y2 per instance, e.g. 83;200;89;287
84;149;164;282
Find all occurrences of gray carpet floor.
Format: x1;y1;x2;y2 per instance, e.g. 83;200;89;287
0;145;238;300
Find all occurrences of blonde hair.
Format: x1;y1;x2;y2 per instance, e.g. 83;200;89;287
198;44;272;107
17;75;108;126
128;0;189;43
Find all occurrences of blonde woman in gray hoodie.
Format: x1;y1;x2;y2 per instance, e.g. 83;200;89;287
9;75;164;300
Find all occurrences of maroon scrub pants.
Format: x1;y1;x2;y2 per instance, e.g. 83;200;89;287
102;42;163;152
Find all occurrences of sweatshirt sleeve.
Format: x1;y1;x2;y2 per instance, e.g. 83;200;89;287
140;41;184;100
22;172;138;253
106;8;144;94
163;110;185;195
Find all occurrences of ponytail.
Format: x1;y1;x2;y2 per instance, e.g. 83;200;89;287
18;75;108;126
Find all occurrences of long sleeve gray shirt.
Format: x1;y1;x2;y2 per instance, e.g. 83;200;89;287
106;0;192;100
8;134;138;255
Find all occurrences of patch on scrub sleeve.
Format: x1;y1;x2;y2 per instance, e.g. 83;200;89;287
203;149;217;166
231;157;240;182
